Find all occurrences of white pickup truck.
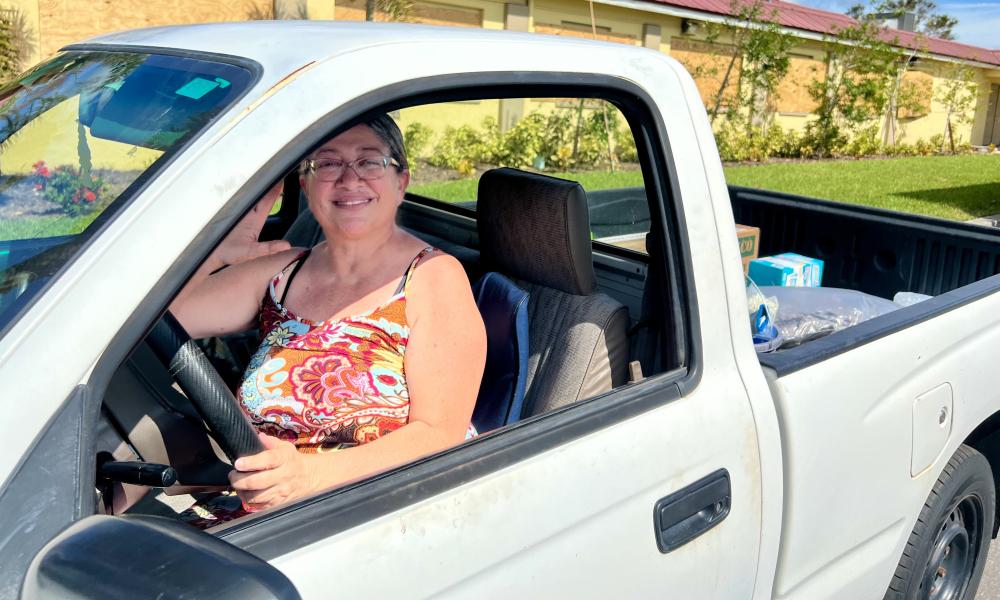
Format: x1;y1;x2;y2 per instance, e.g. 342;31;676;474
3;21;1000;600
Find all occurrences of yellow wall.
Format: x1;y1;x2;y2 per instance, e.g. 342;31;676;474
1;97;162;174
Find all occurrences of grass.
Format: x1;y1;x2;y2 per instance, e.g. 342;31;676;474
724;155;1000;221
410;155;1000;222
0;213;97;241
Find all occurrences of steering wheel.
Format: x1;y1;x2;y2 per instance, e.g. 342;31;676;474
146;311;264;461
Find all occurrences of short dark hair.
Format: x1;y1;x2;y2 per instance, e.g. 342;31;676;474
299;114;408;176
364;114;408;172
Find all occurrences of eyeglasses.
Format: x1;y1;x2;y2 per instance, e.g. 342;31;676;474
302;155;401;182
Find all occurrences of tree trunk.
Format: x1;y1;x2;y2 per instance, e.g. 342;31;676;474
710;35;744;124
366;0;376;20
571;99;585;161
945;109;956;154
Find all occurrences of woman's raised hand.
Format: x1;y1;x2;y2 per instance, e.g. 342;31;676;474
213;182;292;268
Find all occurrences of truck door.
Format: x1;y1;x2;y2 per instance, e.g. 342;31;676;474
208;53;773;599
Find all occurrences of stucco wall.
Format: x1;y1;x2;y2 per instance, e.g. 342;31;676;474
6;0;997;147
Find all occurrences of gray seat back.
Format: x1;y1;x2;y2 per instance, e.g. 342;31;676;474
477;168;629;416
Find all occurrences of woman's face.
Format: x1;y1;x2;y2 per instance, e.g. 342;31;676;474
301;124;409;241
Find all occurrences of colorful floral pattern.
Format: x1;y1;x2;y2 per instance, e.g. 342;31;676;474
180;247;477;529
238;248;435;451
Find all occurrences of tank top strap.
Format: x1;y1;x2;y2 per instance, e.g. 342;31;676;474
277;249;311;305
393;246;436;295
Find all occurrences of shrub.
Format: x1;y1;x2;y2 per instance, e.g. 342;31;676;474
914;138;936;156
494;112;546;168
425;105;639;173
403;122;433;159
715;124;804;162
32;161;108;217
428;124;489;170
845;126;881;158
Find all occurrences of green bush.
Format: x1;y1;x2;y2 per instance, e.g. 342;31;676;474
428;124;490;170
32;161;108;217
715;124;803;162
845;127;881;158
914;138;937;156
403;122;433;159
425;105;636;173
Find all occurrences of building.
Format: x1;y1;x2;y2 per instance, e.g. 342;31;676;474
6;0;1000;146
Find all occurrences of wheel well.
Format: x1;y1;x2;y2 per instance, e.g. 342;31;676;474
964;409;1000;538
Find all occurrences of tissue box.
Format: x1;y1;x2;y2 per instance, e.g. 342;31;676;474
749;253;824;287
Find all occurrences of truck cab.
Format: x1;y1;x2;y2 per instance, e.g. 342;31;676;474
3;22;999;600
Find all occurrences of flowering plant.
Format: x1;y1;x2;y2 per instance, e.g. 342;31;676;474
32;161;107;217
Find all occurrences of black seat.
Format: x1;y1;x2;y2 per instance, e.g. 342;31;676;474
477;168;629;416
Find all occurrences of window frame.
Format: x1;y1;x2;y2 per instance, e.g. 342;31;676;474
78;72;702;558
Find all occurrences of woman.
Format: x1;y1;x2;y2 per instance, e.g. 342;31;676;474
171;115;486;524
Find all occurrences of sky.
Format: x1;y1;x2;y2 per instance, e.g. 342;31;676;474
788;0;1000;49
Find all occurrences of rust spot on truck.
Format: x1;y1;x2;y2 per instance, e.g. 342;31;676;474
218;61;318;133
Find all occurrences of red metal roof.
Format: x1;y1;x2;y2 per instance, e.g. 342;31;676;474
645;0;1000;67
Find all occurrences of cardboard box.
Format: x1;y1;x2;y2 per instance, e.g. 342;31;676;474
776;252;823;286
748;253;824;287
736;224;760;274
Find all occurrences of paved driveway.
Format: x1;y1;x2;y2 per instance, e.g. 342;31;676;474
979;544;1000;598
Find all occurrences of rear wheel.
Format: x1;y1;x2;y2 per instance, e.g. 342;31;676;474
885;444;995;600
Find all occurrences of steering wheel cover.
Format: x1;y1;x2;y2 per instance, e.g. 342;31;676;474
147;312;264;460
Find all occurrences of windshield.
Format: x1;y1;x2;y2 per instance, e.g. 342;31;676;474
0;50;253;335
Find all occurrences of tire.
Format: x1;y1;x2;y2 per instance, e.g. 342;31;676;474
885;444;996;600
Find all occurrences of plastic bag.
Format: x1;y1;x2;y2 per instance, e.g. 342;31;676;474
761;286;900;348
893;291;933;307
746;277;782;352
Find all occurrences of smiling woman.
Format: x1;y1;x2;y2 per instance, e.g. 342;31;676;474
169;115;487;527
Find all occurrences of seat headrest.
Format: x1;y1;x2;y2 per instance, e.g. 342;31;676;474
477;168;596;296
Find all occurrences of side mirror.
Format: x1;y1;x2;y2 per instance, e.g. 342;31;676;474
21;514;300;599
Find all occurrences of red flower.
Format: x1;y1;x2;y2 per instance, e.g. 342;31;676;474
83;189;96;202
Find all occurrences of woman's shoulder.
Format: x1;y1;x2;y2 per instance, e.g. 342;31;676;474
406;246;474;308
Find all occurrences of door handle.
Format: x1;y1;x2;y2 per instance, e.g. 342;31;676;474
653;469;731;553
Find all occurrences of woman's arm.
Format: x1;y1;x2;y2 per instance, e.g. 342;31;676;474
170;183;294;338
229;253;487;508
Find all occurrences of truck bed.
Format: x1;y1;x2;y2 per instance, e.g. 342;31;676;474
730;185;1000;300
728;185;1000;375
583;184;1000;375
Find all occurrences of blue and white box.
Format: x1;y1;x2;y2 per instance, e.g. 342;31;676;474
748;253;824;287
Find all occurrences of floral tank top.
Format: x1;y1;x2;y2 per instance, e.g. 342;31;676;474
237;246;435;452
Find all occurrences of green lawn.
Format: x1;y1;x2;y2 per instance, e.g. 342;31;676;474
410;155;1000;222
0;213;98;241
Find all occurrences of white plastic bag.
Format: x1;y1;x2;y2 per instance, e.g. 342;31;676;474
893;291;933;307
761;286;900;348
